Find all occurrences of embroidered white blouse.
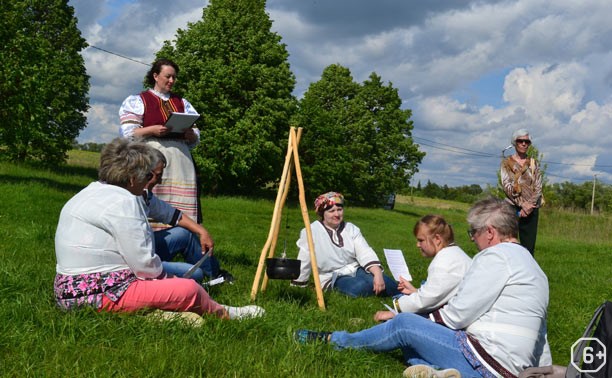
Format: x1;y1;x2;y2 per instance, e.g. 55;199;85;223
293;221;383;290
118;89;201;144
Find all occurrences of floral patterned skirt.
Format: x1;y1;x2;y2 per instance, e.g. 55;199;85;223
54;269;137;311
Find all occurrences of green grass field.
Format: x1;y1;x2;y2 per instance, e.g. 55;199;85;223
0;152;610;377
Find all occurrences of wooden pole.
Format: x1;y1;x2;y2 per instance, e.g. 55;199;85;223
250;131;296;300
261;128;303;291
250;127;325;311
591;174;597;215
290;127;325;310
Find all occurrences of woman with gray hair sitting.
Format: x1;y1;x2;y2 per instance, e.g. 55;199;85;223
500;129;543;255
53;138;262;321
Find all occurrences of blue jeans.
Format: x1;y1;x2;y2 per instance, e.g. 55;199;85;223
330;312;482;377
154;227;220;281
333;267;400;297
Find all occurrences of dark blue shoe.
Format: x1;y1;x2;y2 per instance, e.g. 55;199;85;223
294;329;331;344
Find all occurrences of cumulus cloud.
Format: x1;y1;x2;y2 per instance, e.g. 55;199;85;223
77;103;121;143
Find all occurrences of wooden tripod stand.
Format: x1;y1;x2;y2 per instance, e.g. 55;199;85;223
250;127;326;310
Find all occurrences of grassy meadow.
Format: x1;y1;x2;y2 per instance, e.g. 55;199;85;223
0;150;610;377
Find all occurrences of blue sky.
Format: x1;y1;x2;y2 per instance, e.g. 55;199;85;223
69;0;612;187
453;68;511;109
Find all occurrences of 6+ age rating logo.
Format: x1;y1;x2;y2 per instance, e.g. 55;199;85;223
571;337;607;373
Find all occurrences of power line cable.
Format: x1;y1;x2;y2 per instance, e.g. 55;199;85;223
414;135;612;184
414;134;612;169
413;136;496;157
87;45;151;66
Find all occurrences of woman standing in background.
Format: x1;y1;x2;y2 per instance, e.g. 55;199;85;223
119;58;201;227
500;129;543;255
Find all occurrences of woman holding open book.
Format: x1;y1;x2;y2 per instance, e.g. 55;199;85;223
291;191;399;298
119;58;201;227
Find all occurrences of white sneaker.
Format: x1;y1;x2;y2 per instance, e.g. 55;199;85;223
148;310;204;327
403;365;461;378
222;305;265;320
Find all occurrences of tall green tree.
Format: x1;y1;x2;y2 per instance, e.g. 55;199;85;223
0;0;89;164
155;0;296;194
294;64;425;206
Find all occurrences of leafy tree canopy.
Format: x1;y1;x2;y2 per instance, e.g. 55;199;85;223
293;64;425;206
0;0;89;164
154;0;297;194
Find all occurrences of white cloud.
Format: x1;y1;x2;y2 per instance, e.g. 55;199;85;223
503;63;586;119
78;103;121;143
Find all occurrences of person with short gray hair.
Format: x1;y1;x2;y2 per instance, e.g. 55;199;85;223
500;129;542;255
98;138;154;189
54;138;262;321
466;196;519;241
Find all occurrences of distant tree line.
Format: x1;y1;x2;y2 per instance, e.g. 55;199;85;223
72;141;106;152
545;180;612;213
409;179;612;214
409;180;486;204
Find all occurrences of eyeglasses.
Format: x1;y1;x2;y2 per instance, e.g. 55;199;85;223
145;170;162;182
515;139;531;145
467;228;480;239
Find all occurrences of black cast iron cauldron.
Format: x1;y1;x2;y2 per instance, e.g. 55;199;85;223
266;257;301;280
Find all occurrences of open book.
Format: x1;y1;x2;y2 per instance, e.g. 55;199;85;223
164;112;200;133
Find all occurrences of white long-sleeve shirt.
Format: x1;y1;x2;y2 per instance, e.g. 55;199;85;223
293;221;382;290
55;181;163;279
396;245;471;313
433;242;552;376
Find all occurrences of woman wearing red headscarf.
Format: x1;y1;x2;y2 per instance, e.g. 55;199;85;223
291;192;399;298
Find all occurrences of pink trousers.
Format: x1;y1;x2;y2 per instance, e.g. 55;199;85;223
101;277;225;317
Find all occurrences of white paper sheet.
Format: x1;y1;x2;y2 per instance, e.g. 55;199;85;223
383;248;412;281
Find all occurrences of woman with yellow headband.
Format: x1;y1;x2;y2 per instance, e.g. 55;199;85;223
291;192;399;298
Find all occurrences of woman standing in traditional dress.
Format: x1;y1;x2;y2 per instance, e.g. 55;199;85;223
500;129;543;255
119;58;201;228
